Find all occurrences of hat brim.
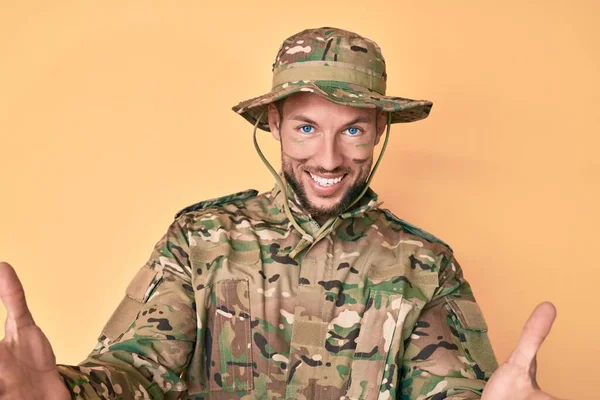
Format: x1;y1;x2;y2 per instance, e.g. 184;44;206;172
232;80;433;132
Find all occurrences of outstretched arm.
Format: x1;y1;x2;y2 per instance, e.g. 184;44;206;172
400;252;561;400
400;253;498;399
57;218;197;399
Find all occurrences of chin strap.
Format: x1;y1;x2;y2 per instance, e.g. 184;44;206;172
252;111;392;258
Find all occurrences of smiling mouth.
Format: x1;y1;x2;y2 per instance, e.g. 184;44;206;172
308;172;346;187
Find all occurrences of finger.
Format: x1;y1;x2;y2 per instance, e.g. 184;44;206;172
530;356;540;388
0;262;35;332
509;301;556;368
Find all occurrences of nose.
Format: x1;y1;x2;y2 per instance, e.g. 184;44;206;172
313;134;343;172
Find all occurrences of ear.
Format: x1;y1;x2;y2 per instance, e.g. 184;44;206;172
374;110;387;145
268;103;282;141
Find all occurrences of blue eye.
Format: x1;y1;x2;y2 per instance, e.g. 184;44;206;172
346;127;361;136
299;125;315;134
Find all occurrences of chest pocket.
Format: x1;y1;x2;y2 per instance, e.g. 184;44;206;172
187;278;254;394
344;290;415;400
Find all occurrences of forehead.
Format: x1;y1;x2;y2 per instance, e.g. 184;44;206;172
281;92;376;120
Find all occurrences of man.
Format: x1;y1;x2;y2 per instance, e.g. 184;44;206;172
0;27;558;399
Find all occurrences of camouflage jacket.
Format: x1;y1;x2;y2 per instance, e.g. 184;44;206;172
58;185;498;399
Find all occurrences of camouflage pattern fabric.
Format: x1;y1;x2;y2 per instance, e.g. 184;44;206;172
232;27;433;132
58;185;498;399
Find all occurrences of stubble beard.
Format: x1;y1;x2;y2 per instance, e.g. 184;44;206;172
282;158;372;220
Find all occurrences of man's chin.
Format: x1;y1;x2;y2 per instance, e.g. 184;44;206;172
304;201;343;218
304;189;342;204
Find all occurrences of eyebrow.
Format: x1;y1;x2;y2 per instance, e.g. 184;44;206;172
289;115;373;126
343;116;373;126
290;115;319;125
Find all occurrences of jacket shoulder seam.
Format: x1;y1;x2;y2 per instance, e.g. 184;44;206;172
174;189;259;219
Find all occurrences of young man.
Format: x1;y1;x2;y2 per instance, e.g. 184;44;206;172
0;27;557;399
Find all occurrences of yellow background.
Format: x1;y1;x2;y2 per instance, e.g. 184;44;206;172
1;1;599;398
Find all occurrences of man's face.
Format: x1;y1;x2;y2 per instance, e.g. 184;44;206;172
268;92;386;220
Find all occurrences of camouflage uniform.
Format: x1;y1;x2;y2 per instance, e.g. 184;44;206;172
57;27;498;399
58;185;497;399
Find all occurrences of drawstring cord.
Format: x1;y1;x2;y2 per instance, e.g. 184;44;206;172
252;113;314;245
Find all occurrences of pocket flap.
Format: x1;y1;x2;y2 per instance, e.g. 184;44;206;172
101;266;160;341
446;298;488;331
445;297;498;378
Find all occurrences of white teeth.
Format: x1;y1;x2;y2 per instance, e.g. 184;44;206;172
309;173;344;187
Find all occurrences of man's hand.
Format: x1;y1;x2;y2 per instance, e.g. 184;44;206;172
482;302;561;400
0;262;70;399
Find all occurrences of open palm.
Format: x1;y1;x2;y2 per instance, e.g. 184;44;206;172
482;302;561;400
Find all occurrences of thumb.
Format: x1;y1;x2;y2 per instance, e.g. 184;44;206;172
0;261;35;334
509;301;556;369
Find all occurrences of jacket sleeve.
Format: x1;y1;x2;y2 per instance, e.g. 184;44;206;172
57;217;196;399
400;251;498;399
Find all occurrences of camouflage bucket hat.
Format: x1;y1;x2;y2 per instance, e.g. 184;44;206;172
232;27;433;131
